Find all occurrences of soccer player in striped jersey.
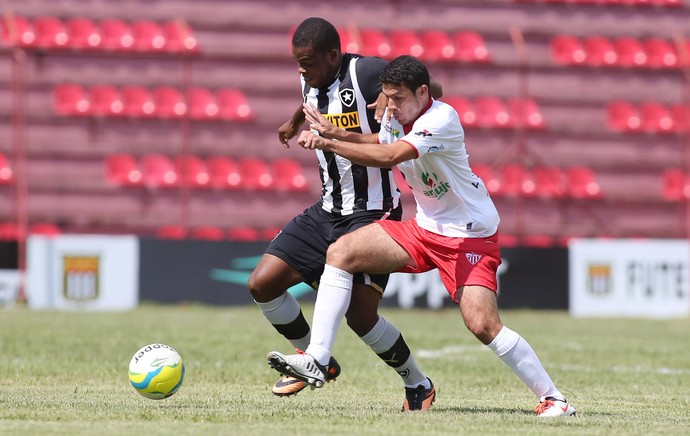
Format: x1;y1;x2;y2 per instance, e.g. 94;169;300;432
248;18;438;409
268;55;577;417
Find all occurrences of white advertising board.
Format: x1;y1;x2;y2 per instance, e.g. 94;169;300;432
26;235;139;311
569;239;690;318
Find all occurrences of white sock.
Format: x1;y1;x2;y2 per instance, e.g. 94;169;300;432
360;317;428;388
487;326;564;401
306;264;352;366
255;293;310;351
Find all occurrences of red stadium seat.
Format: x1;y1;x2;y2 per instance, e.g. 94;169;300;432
190;226;225;241
227;227;261;241
34;16;69;49
508;98;545;130
216;88;254;121
105;154;142;186
670;103;689;133
0;222;21;240
613;37;647;67
122;85;156;117
359;28;391;58
522;235;554;248
99;18;134;51
152;86;187;118
643;37;677;68
567;167;603;199
53;83;90;116
270;158;307;192
472;164;501;195
175;155;210;188
161;20;199;53
337;27;360;53
583;36;617;67
65;17;102;50
551;35;586;65
187;87;219;119
156;225;187;239
207;156;241;189
29;222;61;236
1;15;36;47
89;84;124;117
499;164;535;197
474;96;511;129
131;20;166;52
639;101;674;133
606;100;641;132
452;31;490;63
388;29;424;58
140;154;178;188
419;29;455;62
0;153;13;184
260;226;283;241
533;166;567;198
661;169;690;201
444;96;477;128
239;158;273;190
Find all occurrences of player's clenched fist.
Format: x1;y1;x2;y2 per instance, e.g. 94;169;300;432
298;131;327;150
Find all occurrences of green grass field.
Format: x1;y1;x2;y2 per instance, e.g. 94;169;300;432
1;304;688;435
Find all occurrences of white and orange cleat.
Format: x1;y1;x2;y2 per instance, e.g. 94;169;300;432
534;397;577;417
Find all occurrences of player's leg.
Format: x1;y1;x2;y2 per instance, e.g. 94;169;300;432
457;285;575;417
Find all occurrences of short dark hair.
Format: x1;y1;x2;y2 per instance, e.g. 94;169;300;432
380;55;430;93
292;17;341;53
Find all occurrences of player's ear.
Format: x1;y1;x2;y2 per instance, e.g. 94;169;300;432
327;48;340;64
417;84;429;100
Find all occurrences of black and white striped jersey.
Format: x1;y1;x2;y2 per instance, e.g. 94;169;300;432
301;53;401;215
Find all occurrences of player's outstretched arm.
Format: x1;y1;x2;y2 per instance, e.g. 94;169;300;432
303;103;377;144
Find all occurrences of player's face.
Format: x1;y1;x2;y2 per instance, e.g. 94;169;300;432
382;83;429;125
292;45;340;89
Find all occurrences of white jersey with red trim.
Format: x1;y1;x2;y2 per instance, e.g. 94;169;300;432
378;99;500;237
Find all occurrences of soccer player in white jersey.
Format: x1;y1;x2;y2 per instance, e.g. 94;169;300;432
267;55;576;417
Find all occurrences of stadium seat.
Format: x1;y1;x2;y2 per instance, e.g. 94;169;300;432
227;227;261;241
33;16;69;49
583;36;617;67
207;156;241;189
1;15;36;47
661;169;690;201
567;166;603;199
533;166;567;198
122;85;156;117
65;17;102;50
0;153;14;184
522;235;554;248
499;164;535;197
419;29;455;62
190;226;224;241
388;29;424;58
161;20;199;53
337;27;360;53
670;103;689;133
508;98;545;130
260;226;283;241
0;222;20;240
156;225;187;239
239;158;273;190
475;96;511;128
99;18;134;51
613;37;647;67
29;222;61;236
152;86;187;118
175;155;210;188
216;88;254;121
472;164;501;195
498;234;519;248
643;37;677;68
131;20;166;52
187;87;219;119
550;35;586;65
104;154;142;186
639;101;674;133
606;100;641;132
53;83;90;116
452;31;490;63
444;96;477;128
89;84;124;117
140;154;178;188
270;158;307;192
359;28;391;58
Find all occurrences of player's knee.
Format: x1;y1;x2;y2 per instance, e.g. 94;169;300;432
464;316;500;345
247;269;280;302
325;237;357;270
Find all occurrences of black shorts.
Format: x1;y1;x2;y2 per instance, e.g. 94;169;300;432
265;202;403;293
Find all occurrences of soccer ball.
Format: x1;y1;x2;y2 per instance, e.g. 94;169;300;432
128;343;185;399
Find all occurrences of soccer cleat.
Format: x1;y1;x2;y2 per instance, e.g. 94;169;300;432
534;397;577;417
267;350;330;388
402;377;436;412
271;356;341;397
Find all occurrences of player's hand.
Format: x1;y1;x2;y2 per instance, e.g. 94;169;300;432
297;130;326;150
366;92;390;123
302;103;338;138
278;120;298;148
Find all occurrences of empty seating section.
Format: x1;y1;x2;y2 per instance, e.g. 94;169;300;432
606;100;687;133
517;0;683;5
445;96;546;130
53;84;252;121
551;34;689;69
1;15;198;53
